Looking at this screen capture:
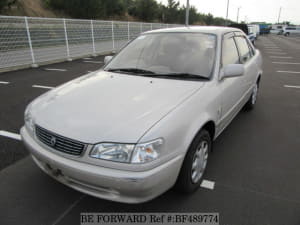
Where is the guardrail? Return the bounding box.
[0,15,181,72]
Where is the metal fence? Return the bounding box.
[0,15,181,71]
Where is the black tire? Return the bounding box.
[175,129,212,193]
[244,82,259,110]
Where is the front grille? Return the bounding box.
[35,125,86,156]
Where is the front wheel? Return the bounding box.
[244,82,258,110]
[175,129,211,193]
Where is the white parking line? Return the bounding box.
[83,61,103,64]
[265,49,283,51]
[51,195,85,225]
[45,68,67,72]
[0,130,21,141]
[272,62,300,65]
[266,51,285,54]
[32,85,54,89]
[83,58,92,60]
[270,56,293,59]
[0,81,10,84]
[277,71,300,74]
[266,52,287,55]
[284,85,300,89]
[200,179,215,190]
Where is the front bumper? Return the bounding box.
[20,127,183,203]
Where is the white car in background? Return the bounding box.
[21,26,263,203]
[283,26,300,36]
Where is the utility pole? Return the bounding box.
[185,0,190,26]
[225,0,230,26]
[277,7,282,24]
[237,7,241,23]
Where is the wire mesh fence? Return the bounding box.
[0,15,182,71]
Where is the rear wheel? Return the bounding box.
[175,129,211,193]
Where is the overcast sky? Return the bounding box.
[159,0,300,24]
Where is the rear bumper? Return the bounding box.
[20,127,183,203]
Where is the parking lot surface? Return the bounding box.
[0,35,299,225]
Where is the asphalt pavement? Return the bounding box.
[0,35,299,225]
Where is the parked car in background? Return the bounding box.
[21,26,262,204]
[253,24,260,39]
[283,26,300,36]
[270,25,285,35]
[247,25,257,43]
[229,23,255,44]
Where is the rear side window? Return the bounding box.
[234,36,252,63]
[222,37,240,67]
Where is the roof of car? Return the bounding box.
[145,26,243,36]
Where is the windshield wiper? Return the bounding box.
[142,73,210,80]
[105,69,209,80]
[105,68,155,74]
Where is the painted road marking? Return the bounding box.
[0,81,10,84]
[45,68,67,72]
[200,179,215,190]
[83,61,103,64]
[284,85,300,89]
[51,195,85,225]
[32,85,54,89]
[0,130,21,141]
[270,56,293,59]
[266,51,285,54]
[83,57,92,60]
[265,49,283,51]
[266,52,287,54]
[277,71,300,74]
[273,62,300,65]
[87,71,94,73]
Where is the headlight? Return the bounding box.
[24,106,34,133]
[90,138,163,164]
[90,143,135,163]
[131,139,163,164]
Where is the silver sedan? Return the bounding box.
[21,26,262,203]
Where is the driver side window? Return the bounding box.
[222,37,240,67]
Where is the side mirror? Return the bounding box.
[221,64,244,80]
[104,56,113,65]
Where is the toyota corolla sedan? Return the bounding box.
[21,26,262,203]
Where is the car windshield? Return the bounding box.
[104,32,217,79]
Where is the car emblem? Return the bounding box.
[50,137,56,147]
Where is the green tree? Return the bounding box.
[0,0,8,11]
[0,0,17,12]
[203,13,214,25]
[128,0,159,22]
[46,0,234,25]
[164,0,180,23]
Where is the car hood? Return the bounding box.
[31,71,204,143]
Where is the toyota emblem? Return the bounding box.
[50,137,56,147]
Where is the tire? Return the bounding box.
[244,82,259,110]
[175,129,211,193]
